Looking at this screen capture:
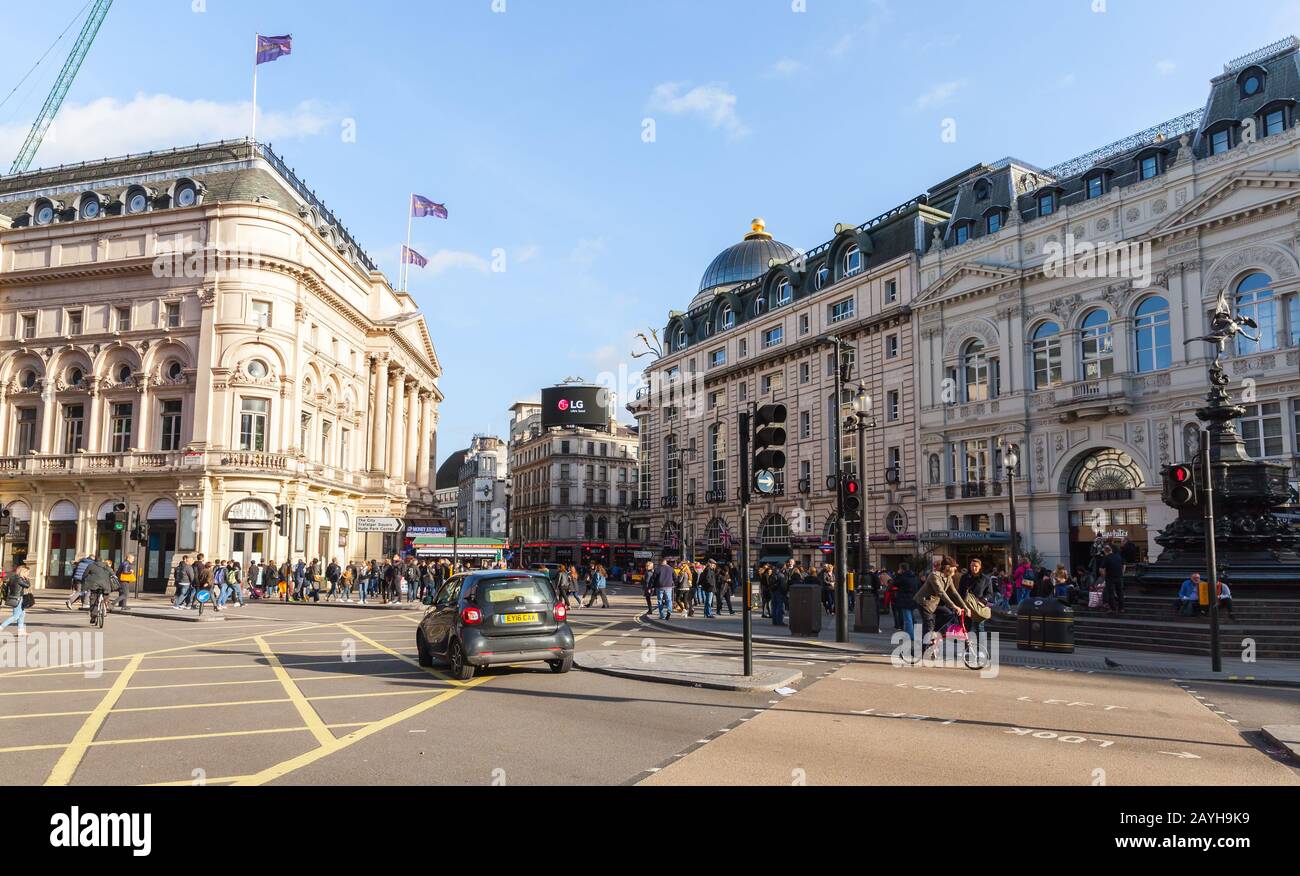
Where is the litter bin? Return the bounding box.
[787,582,822,636]
[1015,595,1075,653]
[854,586,880,634]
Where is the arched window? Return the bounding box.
[1235,272,1276,354]
[584,515,595,539]
[843,245,863,277]
[720,305,734,331]
[674,327,686,350]
[974,180,990,201]
[962,339,989,402]
[1079,309,1114,379]
[814,264,829,290]
[754,294,767,316]
[597,517,608,539]
[1031,322,1062,389]
[776,279,792,306]
[759,513,790,545]
[1134,295,1171,373]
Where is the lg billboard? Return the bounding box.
[541,386,609,429]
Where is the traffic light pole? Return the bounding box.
[738,410,753,677]
[1200,429,1222,674]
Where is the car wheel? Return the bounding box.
[548,655,573,674]
[448,638,476,681]
[416,630,433,668]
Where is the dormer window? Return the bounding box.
[174,181,198,208]
[814,264,829,291]
[1209,127,1232,155]
[125,187,150,215]
[953,222,970,245]
[754,295,767,316]
[675,327,686,349]
[776,278,792,306]
[1085,175,1104,199]
[720,305,734,330]
[78,193,103,220]
[843,245,863,277]
[974,180,991,202]
[33,199,55,226]
[1240,67,1265,99]
[985,211,1003,235]
[1263,106,1287,137]
[1139,154,1159,180]
[1037,192,1055,217]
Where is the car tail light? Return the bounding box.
[553,603,567,621]
[461,606,482,625]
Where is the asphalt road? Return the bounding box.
[1,586,1295,786]
[0,586,848,786]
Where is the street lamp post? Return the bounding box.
[1004,443,1020,586]
[828,335,853,643]
[851,388,878,630]
[675,448,696,561]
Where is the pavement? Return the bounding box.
[1263,726,1300,761]
[639,654,1300,786]
[642,606,1300,686]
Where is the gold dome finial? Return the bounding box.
[744,217,772,241]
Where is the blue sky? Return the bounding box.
[3,0,1298,462]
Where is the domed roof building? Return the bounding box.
[689,218,799,310]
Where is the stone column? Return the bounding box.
[135,383,151,451]
[189,288,218,448]
[365,358,379,470]
[416,392,433,489]
[87,388,101,453]
[404,382,419,483]
[39,379,57,454]
[387,370,406,481]
[370,356,389,473]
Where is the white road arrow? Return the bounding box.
[1158,751,1202,759]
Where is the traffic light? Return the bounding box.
[843,476,862,518]
[105,502,128,532]
[276,504,290,534]
[0,508,10,538]
[1164,463,1198,509]
[752,403,788,474]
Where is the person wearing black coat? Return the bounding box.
[697,560,719,618]
[1101,546,1126,614]
[957,558,995,635]
[768,564,790,626]
[891,564,919,640]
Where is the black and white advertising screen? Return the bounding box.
[541,385,608,429]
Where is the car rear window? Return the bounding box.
[479,577,554,605]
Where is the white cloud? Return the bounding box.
[767,58,804,78]
[1155,60,1177,75]
[569,236,607,267]
[647,82,750,140]
[513,243,542,263]
[425,249,490,274]
[912,80,966,111]
[0,93,338,168]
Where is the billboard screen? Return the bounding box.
[541,385,608,429]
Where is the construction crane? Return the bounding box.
[8,0,114,175]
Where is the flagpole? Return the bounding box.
[403,193,415,292]
[251,33,259,157]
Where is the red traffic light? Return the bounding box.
[1172,465,1192,483]
[846,479,859,495]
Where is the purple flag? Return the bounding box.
[411,194,448,219]
[256,34,292,65]
[402,245,428,268]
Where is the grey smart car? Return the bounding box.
[416,570,575,680]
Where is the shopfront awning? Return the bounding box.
[919,530,1011,544]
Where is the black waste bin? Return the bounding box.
[787,582,822,636]
[1015,595,1075,653]
[853,586,880,634]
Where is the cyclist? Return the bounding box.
[915,556,965,652]
[82,559,119,626]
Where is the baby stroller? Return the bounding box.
[248,577,268,600]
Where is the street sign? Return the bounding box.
[356,517,405,534]
[754,469,777,495]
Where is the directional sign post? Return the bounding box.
[355,517,405,534]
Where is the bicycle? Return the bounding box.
[87,589,108,629]
[897,609,990,670]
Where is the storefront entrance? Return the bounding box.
[231,530,267,569]
[144,523,177,594]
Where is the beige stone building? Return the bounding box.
[915,37,1300,573]
[0,140,442,590]
[629,211,941,571]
